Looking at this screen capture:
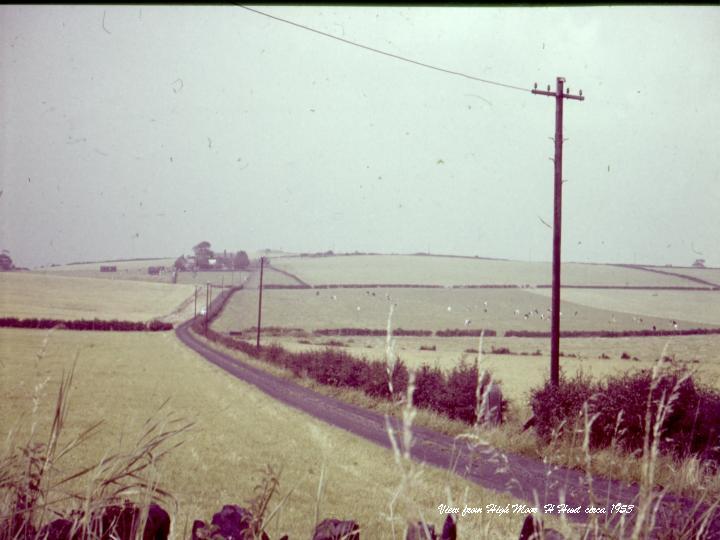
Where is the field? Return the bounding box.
[274,335,720,405]
[38,258,177,283]
[653,266,720,286]
[0,328,558,538]
[269,254,701,287]
[213,254,720,407]
[175,270,249,287]
[38,260,253,288]
[0,272,194,321]
[528,288,720,326]
[4,253,719,537]
[214,286,716,335]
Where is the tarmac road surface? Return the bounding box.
[176,319,720,539]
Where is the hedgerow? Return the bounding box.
[530,369,720,463]
[505,328,720,338]
[436,329,497,337]
[196,322,504,425]
[0,317,172,332]
[314,328,432,337]
[193,286,506,425]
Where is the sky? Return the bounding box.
[1,5,719,269]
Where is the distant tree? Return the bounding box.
[693,258,706,268]
[233,251,250,269]
[174,255,187,271]
[192,241,214,269]
[0,250,13,271]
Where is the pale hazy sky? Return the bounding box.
[1,5,719,268]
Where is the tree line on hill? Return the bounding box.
[174,241,250,271]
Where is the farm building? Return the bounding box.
[99,265,117,272]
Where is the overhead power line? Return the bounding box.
[236,5,530,94]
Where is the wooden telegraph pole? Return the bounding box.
[532,77,584,386]
[256,256,265,348]
[205,282,210,334]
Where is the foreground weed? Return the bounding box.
[0,335,193,539]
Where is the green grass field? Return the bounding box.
[0,272,194,321]
[214,257,720,410]
[270,254,698,287]
[175,270,249,287]
[0,328,562,539]
[650,266,720,286]
[214,286,713,335]
[528,288,720,326]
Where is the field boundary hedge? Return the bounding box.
[261,283,521,290]
[193,291,505,425]
[0,317,172,332]
[505,327,720,338]
[616,263,720,288]
[263,263,311,287]
[436,328,497,337]
[451,284,519,289]
[231,326,498,338]
[193,325,504,425]
[313,283,444,289]
[535,284,717,291]
[314,327,433,337]
[231,282,718,291]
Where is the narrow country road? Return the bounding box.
[175,319,720,538]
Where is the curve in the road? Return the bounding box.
[175,320,720,538]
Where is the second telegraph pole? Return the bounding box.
[532,77,584,386]
[256,256,265,348]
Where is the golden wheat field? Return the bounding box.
[38,258,177,283]
[0,328,568,539]
[0,272,194,321]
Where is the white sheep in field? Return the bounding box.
[464,319,471,327]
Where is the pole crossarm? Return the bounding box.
[532,88,585,101]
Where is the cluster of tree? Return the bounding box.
[0,250,14,271]
[174,241,249,271]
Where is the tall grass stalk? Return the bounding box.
[382,303,434,539]
[1,339,192,539]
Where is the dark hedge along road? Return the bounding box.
[175,319,720,539]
